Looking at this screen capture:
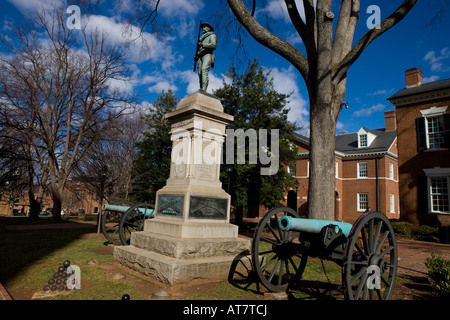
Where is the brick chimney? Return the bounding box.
[384,110,397,131]
[405,68,423,88]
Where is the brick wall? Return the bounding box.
[395,98,450,225]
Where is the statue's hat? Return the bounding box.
[201,22,214,31]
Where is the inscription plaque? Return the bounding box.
[189,196,227,220]
[157,194,184,217]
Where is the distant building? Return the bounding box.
[388,68,450,226]
[284,111,399,224]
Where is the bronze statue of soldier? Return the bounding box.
[194,22,217,92]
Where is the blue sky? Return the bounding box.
[1,0,449,135]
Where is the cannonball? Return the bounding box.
[122,294,130,300]
[58,266,65,273]
[48,278,55,285]
[43,285,50,291]
[50,285,57,291]
[53,272,60,279]
[63,260,70,268]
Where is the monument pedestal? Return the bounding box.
[114,92,251,285]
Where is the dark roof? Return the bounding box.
[388,78,450,100]
[293,129,397,156]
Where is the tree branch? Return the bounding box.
[227,0,309,80]
[333,0,418,83]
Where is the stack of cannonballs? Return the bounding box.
[43,260,74,292]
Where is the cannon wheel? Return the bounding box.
[342,211,398,300]
[101,200,133,245]
[119,203,155,245]
[252,206,308,292]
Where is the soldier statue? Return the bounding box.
[194,22,217,92]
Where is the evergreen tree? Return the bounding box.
[214,59,299,218]
[131,90,178,202]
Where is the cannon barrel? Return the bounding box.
[103,204,154,216]
[103,204,130,213]
[279,216,352,237]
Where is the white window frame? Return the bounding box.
[423,167,450,214]
[359,134,367,148]
[389,194,395,214]
[335,162,338,178]
[420,106,448,150]
[357,193,369,212]
[389,163,394,180]
[357,162,368,179]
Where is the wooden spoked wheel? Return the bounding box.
[119,203,155,245]
[101,200,133,245]
[252,207,308,292]
[342,211,398,300]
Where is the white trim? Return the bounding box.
[357,162,369,179]
[389,194,395,214]
[423,167,450,176]
[420,106,448,117]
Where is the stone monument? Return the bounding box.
[114,91,251,285]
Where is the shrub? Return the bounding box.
[391,221,415,235]
[425,254,450,298]
[414,225,438,236]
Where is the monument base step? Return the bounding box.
[131,231,251,259]
[114,244,251,285]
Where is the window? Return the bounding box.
[335,162,338,178]
[359,134,367,147]
[288,162,296,177]
[427,117,445,149]
[358,162,368,178]
[430,177,449,213]
[390,194,395,213]
[358,193,369,212]
[416,107,449,151]
[389,163,394,180]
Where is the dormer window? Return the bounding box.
[359,134,367,147]
[357,128,376,148]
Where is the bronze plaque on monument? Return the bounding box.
[157,194,184,217]
[189,196,227,219]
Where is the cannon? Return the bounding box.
[251,207,398,300]
[101,201,154,245]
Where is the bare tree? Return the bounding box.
[226,0,418,220]
[0,8,135,220]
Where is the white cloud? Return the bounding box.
[84,15,179,67]
[367,88,395,96]
[158,0,204,18]
[353,103,385,117]
[424,47,450,72]
[7,0,64,14]
[268,65,309,131]
[423,75,440,83]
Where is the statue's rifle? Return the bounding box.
[193,19,202,72]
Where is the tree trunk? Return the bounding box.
[308,99,337,220]
[51,186,63,221]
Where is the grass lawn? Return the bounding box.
[0,216,438,300]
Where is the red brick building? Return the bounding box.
[388,68,450,226]
[285,111,399,224]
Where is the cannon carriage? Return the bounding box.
[251,207,398,300]
[101,201,154,245]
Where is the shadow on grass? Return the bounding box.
[0,221,100,288]
[227,252,344,300]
